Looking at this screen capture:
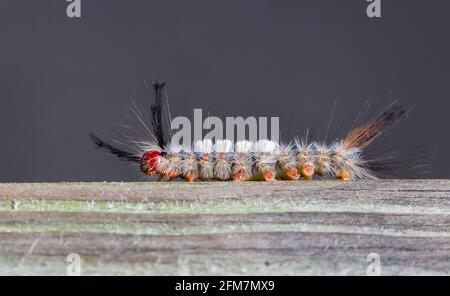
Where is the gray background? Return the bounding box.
[0,0,449,182]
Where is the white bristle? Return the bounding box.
[252,139,277,153]
[132,140,162,154]
[194,139,213,154]
[235,140,253,154]
[295,138,314,153]
[167,143,182,154]
[181,144,192,153]
[213,139,233,153]
[275,142,293,156]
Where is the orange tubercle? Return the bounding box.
[263,171,276,181]
[185,174,196,182]
[301,164,315,180]
[233,170,246,182]
[167,171,178,181]
[337,170,352,181]
[287,168,300,180]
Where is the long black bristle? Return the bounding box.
[375,101,408,130]
[364,145,431,178]
[89,133,140,163]
[151,80,167,150]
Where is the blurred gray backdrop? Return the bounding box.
[1,0,449,182]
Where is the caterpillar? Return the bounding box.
[90,80,409,182]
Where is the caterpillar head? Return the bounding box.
[140,150,162,176]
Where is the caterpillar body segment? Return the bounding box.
[275,143,299,181]
[194,139,214,181]
[313,143,332,177]
[232,140,253,181]
[251,140,277,181]
[180,150,199,182]
[212,140,234,181]
[294,139,316,180]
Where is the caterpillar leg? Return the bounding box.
[232,169,247,182]
[299,163,315,180]
[253,163,276,181]
[276,162,300,180]
[285,167,300,180]
[184,175,196,182]
[167,171,179,181]
[336,170,352,181]
[231,161,252,182]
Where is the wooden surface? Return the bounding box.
[0,180,449,275]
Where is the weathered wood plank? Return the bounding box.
[1,231,449,257]
[0,211,448,228]
[1,180,450,203]
[0,181,449,275]
[0,232,449,275]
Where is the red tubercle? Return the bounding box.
[300,164,315,180]
[233,170,246,182]
[263,171,276,181]
[287,168,300,180]
[140,150,161,176]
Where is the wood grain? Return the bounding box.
[0,180,449,275]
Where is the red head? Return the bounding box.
[140,150,161,176]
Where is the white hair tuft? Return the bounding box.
[194,139,213,154]
[235,140,253,154]
[213,139,234,153]
[167,143,182,154]
[252,139,277,153]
